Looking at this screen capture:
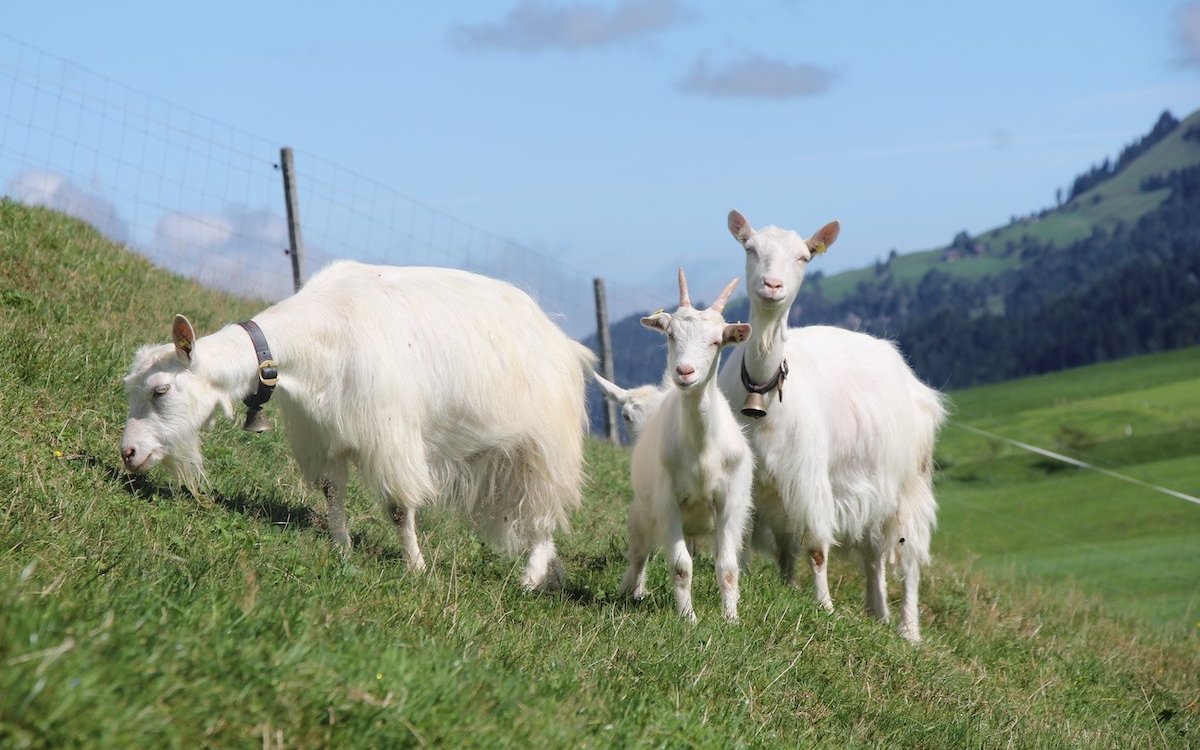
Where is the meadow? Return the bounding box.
[1,201,1196,748]
[935,348,1200,629]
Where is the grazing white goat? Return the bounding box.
[618,269,754,622]
[120,260,596,590]
[592,372,668,441]
[717,211,947,642]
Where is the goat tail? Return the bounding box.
[573,341,600,376]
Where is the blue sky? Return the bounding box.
[4,1,1199,326]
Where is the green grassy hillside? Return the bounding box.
[2,202,1197,748]
[984,109,1200,251]
[820,108,1200,303]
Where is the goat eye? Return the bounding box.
[152,383,171,398]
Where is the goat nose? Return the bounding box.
[763,277,783,291]
[122,446,136,466]
[676,364,695,378]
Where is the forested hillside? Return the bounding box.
[787,162,1200,386]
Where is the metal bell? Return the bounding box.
[243,406,273,433]
[741,392,768,419]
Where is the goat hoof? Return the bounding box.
[523,561,566,593]
[617,569,648,600]
[617,585,647,601]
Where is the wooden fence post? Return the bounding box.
[593,277,620,444]
[280,146,305,292]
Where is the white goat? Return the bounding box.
[717,211,947,642]
[595,372,768,569]
[592,372,668,441]
[120,260,596,590]
[618,269,754,622]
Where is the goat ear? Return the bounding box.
[808,220,840,255]
[728,210,753,243]
[593,372,629,404]
[723,323,752,346]
[172,314,196,365]
[641,311,671,335]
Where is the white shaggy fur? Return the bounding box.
[717,211,947,642]
[618,270,755,621]
[120,260,596,590]
[592,372,668,441]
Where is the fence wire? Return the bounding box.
[0,32,660,338]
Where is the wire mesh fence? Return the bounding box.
[0,32,660,339]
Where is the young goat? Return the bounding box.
[592,372,668,441]
[717,211,947,642]
[618,270,754,622]
[120,260,596,591]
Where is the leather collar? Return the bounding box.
[740,353,788,402]
[237,320,277,432]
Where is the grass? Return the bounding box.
[820,248,1016,303]
[1,201,1198,748]
[934,347,1200,630]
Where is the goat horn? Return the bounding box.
[677,267,692,308]
[711,277,740,313]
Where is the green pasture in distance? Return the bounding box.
[936,347,1200,630]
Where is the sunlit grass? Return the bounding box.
[2,201,1197,748]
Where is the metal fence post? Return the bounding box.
[593,277,619,444]
[280,146,305,292]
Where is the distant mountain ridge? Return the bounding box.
[1065,110,1181,201]
[585,108,1200,435]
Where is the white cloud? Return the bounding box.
[6,169,297,300]
[449,0,689,52]
[1174,1,1200,66]
[677,55,838,99]
[154,208,293,300]
[6,169,129,244]
[156,212,237,251]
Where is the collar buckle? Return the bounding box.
[257,359,278,387]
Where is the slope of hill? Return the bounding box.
[2,202,1197,747]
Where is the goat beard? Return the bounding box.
[159,402,229,497]
[161,440,208,497]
